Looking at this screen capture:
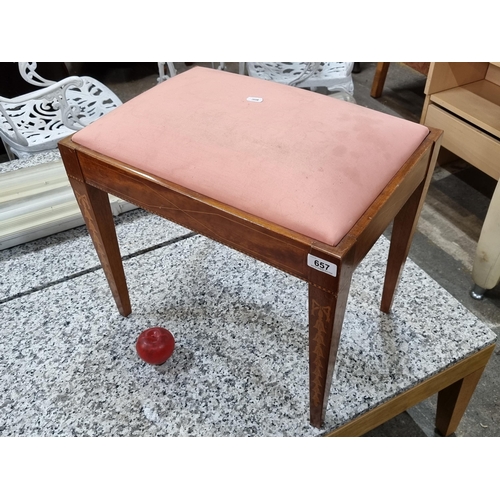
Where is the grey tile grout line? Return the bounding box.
[0,231,197,306]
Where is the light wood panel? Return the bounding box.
[425,104,500,180]
[430,80,500,137]
[424,62,489,95]
[486,63,500,85]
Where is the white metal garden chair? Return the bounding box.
[241,62,355,96]
[0,63,122,160]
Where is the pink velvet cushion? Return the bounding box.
[72,67,429,246]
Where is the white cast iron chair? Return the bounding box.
[241,62,355,96]
[0,63,122,160]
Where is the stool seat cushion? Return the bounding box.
[72,67,429,246]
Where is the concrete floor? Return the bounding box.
[3,62,499,436]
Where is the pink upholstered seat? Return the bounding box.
[72,67,429,246]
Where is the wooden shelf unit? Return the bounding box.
[421,62,500,180]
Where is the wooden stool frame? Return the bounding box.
[59,128,445,429]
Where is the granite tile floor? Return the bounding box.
[1,62,499,436]
[1,232,494,436]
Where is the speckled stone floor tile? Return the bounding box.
[0,150,192,300]
[0,209,192,301]
[0,234,495,436]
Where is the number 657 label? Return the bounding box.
[307,254,337,277]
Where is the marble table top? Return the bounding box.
[0,150,62,174]
[0,207,496,436]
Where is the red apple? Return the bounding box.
[136,327,175,365]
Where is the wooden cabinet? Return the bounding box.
[421,63,500,296]
[421,62,500,179]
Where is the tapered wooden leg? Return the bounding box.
[380,179,426,313]
[435,366,486,436]
[308,268,353,428]
[381,137,441,313]
[69,177,131,317]
[370,62,390,98]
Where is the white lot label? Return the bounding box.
[307,254,337,277]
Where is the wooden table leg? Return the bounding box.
[308,267,353,428]
[435,366,487,436]
[380,177,427,313]
[68,177,131,317]
[370,62,390,98]
[381,137,441,313]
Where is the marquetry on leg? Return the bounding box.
[68,177,131,317]
[308,270,353,428]
[435,366,486,437]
